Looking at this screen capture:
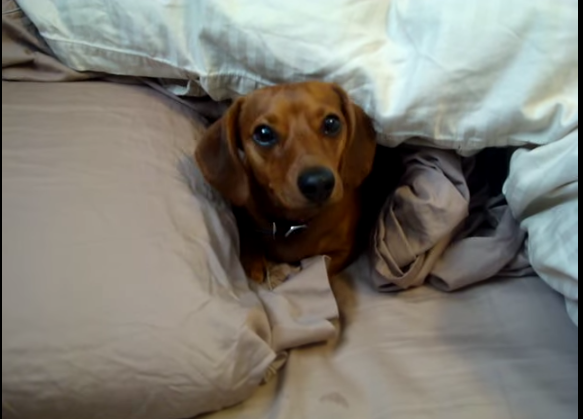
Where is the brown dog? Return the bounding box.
[196,82,377,283]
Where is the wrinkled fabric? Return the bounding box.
[371,149,470,291]
[1,0,96,81]
[204,266,579,419]
[1,1,229,125]
[17,0,578,151]
[2,82,339,419]
[372,148,531,292]
[505,130,579,326]
[429,196,534,292]
[255,257,338,355]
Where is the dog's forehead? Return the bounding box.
[243,83,341,118]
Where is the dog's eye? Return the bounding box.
[323,115,342,137]
[253,125,279,147]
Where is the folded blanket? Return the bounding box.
[371,148,532,292]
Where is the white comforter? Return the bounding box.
[18,0,578,151]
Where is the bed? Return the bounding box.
[2,1,579,419]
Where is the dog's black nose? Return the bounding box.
[298,168,336,204]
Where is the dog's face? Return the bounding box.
[196,82,377,216]
[239,83,353,210]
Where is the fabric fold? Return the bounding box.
[371,148,531,293]
[2,0,97,81]
[371,148,470,291]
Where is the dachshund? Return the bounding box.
[196,82,380,283]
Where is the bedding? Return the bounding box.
[10,0,579,321]
[17,0,578,151]
[204,265,579,419]
[505,130,579,326]
[372,147,532,292]
[1,82,338,419]
[3,80,577,419]
[2,3,579,418]
[1,0,95,81]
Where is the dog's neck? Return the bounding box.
[240,202,316,240]
[239,180,320,235]
[256,219,309,240]
[238,185,360,242]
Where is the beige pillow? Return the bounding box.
[2,81,338,419]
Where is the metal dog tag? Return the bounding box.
[284,224,308,238]
[271,223,308,239]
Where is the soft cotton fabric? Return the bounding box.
[429,196,533,292]
[17,0,578,151]
[2,81,577,419]
[1,81,339,419]
[371,148,529,292]
[204,264,579,419]
[505,130,579,326]
[1,0,96,81]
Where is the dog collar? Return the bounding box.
[257,221,309,240]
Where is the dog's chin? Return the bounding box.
[272,190,343,219]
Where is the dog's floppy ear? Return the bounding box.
[333,85,378,189]
[195,98,250,207]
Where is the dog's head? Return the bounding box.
[195,82,377,216]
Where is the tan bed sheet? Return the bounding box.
[205,258,579,419]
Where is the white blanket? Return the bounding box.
[505,131,579,326]
[17,0,578,151]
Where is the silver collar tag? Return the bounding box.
[273,223,308,240]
